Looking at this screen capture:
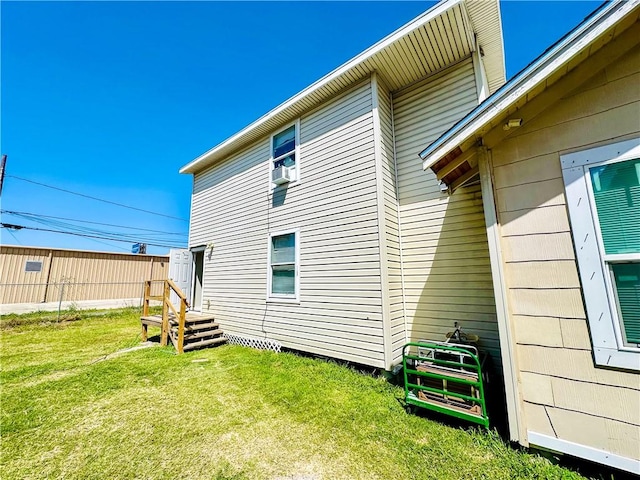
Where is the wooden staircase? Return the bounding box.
[140,279,226,354]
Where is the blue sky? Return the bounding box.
[1,1,601,255]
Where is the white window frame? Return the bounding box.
[561,137,640,371]
[266,228,300,303]
[269,120,301,189]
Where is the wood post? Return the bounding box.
[177,298,186,354]
[42,249,54,302]
[160,281,170,347]
[143,280,151,317]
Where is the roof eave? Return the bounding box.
[420,0,634,172]
[181,0,504,175]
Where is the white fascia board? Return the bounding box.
[420,0,634,171]
[528,432,640,475]
[180,0,464,175]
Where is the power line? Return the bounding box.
[1,223,186,249]
[3,213,181,244]
[4,227,21,245]
[5,174,188,222]
[1,210,187,236]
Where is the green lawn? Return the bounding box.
[1,308,586,479]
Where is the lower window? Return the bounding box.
[562,138,640,370]
[268,230,299,301]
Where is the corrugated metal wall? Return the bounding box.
[0,246,168,304]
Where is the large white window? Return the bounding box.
[270,121,300,187]
[267,230,299,302]
[562,138,640,371]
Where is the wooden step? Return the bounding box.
[182,329,224,341]
[141,315,162,327]
[168,315,216,326]
[171,322,220,333]
[184,313,216,323]
[182,336,227,351]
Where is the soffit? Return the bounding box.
[421,1,640,193]
[181,0,504,174]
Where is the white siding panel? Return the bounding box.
[377,79,406,364]
[190,80,385,368]
[392,59,502,366]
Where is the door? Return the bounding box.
[191,249,205,311]
[169,249,192,307]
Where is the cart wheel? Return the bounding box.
[404,404,414,415]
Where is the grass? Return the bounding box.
[1,308,589,480]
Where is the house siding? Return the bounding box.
[190,80,386,367]
[490,42,640,461]
[376,77,406,365]
[392,58,502,365]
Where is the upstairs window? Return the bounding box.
[270,122,299,186]
[562,138,640,371]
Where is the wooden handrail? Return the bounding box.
[167,278,190,307]
[142,278,190,354]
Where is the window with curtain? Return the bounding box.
[562,138,640,370]
[589,158,640,345]
[269,231,298,299]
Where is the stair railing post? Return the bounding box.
[143,280,151,317]
[160,280,170,347]
[177,296,186,354]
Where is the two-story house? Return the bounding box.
[178,0,640,474]
[179,0,504,373]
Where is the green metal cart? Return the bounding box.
[402,340,489,428]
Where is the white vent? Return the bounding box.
[272,166,291,185]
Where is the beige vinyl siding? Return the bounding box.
[190,80,386,367]
[0,246,168,304]
[376,78,406,364]
[392,58,502,364]
[490,44,640,460]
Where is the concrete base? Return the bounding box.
[1,298,162,315]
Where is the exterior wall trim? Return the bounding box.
[528,431,640,475]
[561,137,640,370]
[472,46,489,103]
[389,90,409,347]
[478,148,524,443]
[371,72,394,371]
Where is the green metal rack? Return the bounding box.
[402,341,489,428]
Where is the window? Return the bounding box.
[267,230,299,301]
[562,138,640,370]
[25,261,42,273]
[270,121,299,186]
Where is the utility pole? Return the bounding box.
[0,154,7,198]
